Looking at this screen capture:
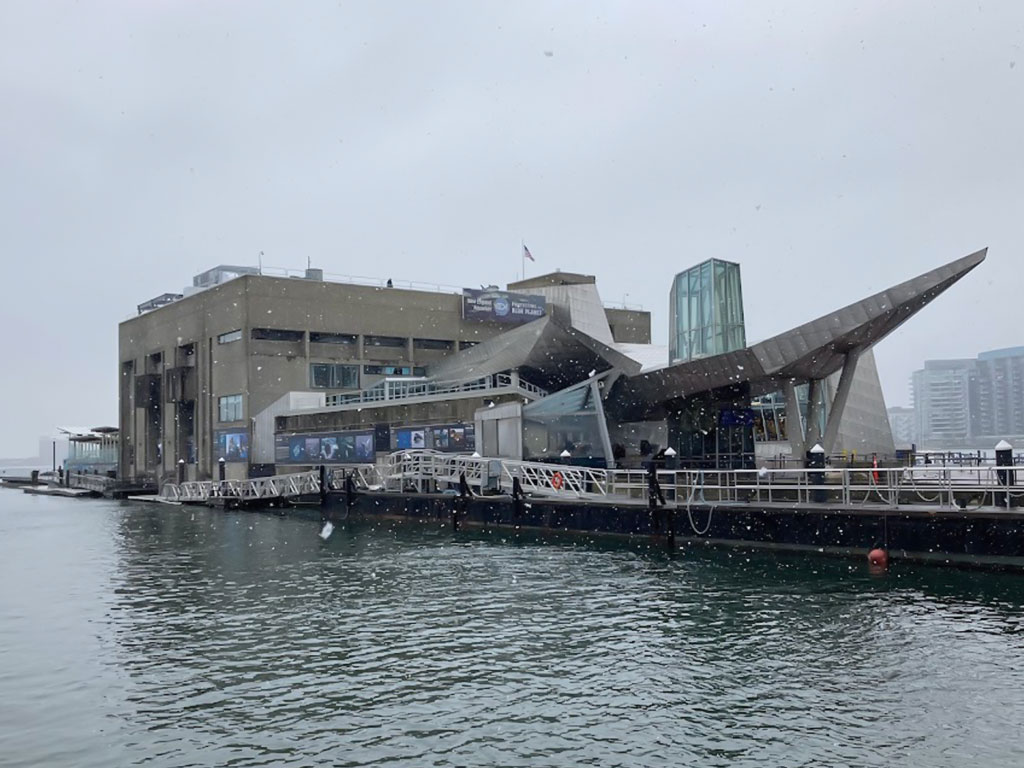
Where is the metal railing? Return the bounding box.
[328,464,385,490]
[259,265,466,296]
[157,452,1024,511]
[67,473,119,492]
[161,470,321,503]
[361,452,1024,511]
[326,373,547,408]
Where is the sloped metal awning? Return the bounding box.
[606,248,987,420]
[428,311,642,391]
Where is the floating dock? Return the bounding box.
[154,451,1024,571]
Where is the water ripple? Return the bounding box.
[3,495,1024,767]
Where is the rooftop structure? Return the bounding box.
[669,258,745,364]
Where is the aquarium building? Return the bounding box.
[118,250,986,482]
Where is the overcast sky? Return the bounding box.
[1,1,1021,457]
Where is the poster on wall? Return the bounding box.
[275,430,376,464]
[215,430,249,462]
[397,424,475,453]
[462,289,545,324]
[397,429,426,450]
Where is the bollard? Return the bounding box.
[511,476,526,524]
[647,464,667,541]
[318,465,328,506]
[453,472,473,531]
[995,440,1015,509]
[345,472,357,511]
[806,443,826,503]
[177,459,186,485]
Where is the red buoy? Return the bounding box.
[868,548,889,568]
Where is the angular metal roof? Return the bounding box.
[428,249,986,419]
[428,309,641,391]
[607,248,987,419]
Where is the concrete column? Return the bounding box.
[822,348,862,455]
[805,378,824,449]
[783,379,805,457]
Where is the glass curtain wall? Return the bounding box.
[669,259,746,363]
[522,378,612,467]
[750,385,828,445]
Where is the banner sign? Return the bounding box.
[275,430,375,464]
[396,423,475,453]
[462,289,545,324]
[719,408,756,427]
[214,430,249,462]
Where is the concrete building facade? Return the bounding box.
[118,269,650,483]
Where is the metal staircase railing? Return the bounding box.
[161,470,322,503]
[158,452,1024,510]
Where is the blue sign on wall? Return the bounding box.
[462,289,545,324]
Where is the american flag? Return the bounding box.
[523,244,535,262]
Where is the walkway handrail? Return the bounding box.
[371,453,1024,510]
[161,470,321,503]
[158,455,1024,510]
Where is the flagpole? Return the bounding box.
[521,238,524,281]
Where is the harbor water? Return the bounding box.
[2,494,1024,767]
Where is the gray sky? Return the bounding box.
[1,1,1021,457]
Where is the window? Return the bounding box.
[218,394,243,422]
[364,335,406,348]
[310,332,356,344]
[413,338,454,351]
[459,340,479,349]
[310,363,359,389]
[251,328,304,342]
[364,365,426,376]
[218,330,242,344]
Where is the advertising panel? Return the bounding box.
[275,430,376,464]
[462,289,545,324]
[396,423,475,453]
[214,430,249,462]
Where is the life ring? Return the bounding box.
[551,471,564,490]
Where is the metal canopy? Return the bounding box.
[607,248,986,420]
[427,249,985,421]
[428,312,642,391]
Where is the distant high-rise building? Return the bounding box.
[669,258,745,363]
[912,360,975,447]
[886,406,917,447]
[973,347,1024,440]
[910,346,1024,448]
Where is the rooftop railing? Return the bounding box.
[326,373,547,408]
